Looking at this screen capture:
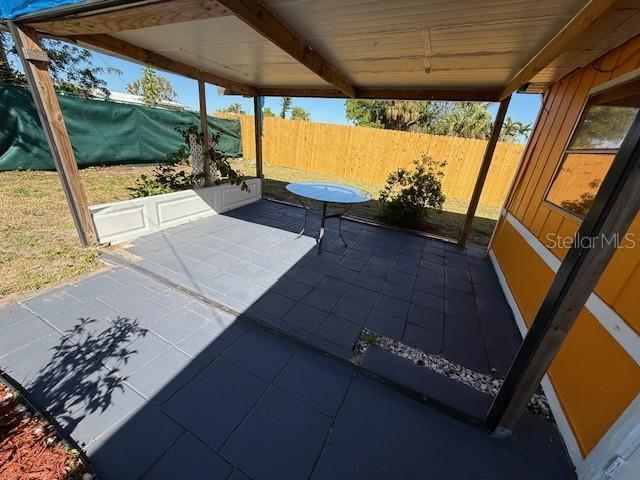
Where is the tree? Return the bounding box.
[280,96,292,118]
[1,32,118,97]
[500,117,532,143]
[518,122,532,140]
[345,99,384,128]
[0,33,15,85]
[218,102,246,114]
[376,100,426,130]
[347,99,430,130]
[290,106,310,121]
[345,99,505,140]
[435,102,493,139]
[126,67,176,105]
[263,106,276,117]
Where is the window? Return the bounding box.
[545,77,640,219]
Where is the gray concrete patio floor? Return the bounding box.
[119,200,523,418]
[127,200,522,377]
[0,200,574,479]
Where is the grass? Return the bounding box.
[0,166,154,300]
[230,159,500,246]
[1,160,499,299]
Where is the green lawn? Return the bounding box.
[0,161,499,300]
[231,159,500,246]
[0,166,155,299]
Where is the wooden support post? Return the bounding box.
[9,22,94,246]
[486,112,640,434]
[198,79,212,187]
[458,96,511,245]
[253,95,264,179]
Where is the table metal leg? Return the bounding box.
[291,193,354,253]
[297,204,308,238]
[338,214,348,247]
[317,201,327,253]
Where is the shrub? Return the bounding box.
[378,155,446,227]
[129,124,247,198]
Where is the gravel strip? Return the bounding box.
[355,329,552,420]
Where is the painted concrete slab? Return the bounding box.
[0,201,572,480]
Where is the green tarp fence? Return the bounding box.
[0,85,243,171]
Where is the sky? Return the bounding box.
[92,51,542,127]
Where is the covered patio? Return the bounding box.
[2,0,640,479]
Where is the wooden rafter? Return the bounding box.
[220,86,502,102]
[500,0,620,99]
[74,33,257,95]
[29,0,232,36]
[216,0,356,98]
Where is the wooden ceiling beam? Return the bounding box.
[220,86,501,102]
[28,0,232,36]
[500,0,621,99]
[216,0,356,98]
[357,88,501,102]
[74,33,256,95]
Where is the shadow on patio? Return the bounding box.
[0,199,571,479]
[126,199,523,407]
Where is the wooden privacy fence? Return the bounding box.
[229,114,525,207]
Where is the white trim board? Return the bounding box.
[504,213,640,365]
[488,250,584,468]
[580,393,640,480]
[490,220,640,479]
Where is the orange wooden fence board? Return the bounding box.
[227,113,524,207]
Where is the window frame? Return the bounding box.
[542,73,640,222]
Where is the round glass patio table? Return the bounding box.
[285,182,371,253]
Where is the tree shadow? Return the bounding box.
[28,316,148,437]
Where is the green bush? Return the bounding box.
[378,155,446,227]
[130,124,247,198]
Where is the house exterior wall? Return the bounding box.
[490,34,640,476]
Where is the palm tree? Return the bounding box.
[375,100,426,131]
[501,118,532,142]
[443,102,493,139]
[280,96,292,118]
[517,122,532,139]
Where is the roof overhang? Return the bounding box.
[4,0,640,99]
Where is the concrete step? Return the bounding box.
[361,346,493,424]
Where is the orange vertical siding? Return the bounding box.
[493,221,640,455]
[492,34,640,457]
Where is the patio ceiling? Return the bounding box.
[16,0,640,100]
